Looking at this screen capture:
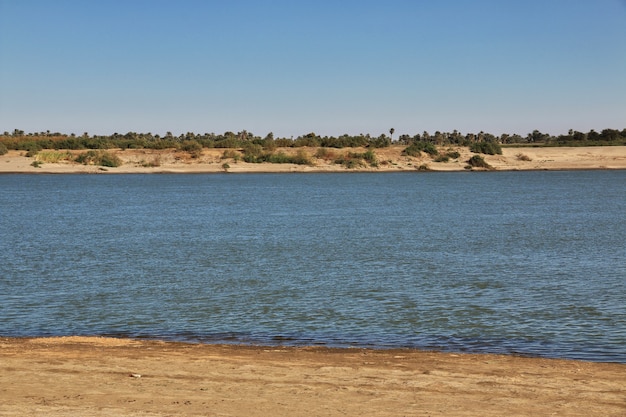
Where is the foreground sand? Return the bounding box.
[1,146,625,173]
[0,337,624,416]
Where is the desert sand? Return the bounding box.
[0,337,624,417]
[0,146,625,174]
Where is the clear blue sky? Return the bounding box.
[1,0,625,138]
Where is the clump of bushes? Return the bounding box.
[75,150,123,167]
[433,150,462,163]
[0,142,7,155]
[242,144,312,165]
[466,155,493,170]
[403,141,439,157]
[334,150,378,168]
[516,153,532,161]
[180,140,203,158]
[470,141,502,155]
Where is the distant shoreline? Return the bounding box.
[1,145,625,174]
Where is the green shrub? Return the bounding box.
[446,150,461,159]
[75,150,123,167]
[265,151,292,163]
[242,147,312,165]
[180,140,203,158]
[466,155,493,169]
[403,141,438,157]
[362,149,377,165]
[470,141,502,155]
[0,142,7,155]
[334,151,377,168]
[434,155,449,162]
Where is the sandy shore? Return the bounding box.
[1,146,625,174]
[0,337,624,416]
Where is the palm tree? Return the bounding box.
[389,128,395,142]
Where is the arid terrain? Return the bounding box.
[0,337,624,417]
[1,145,625,174]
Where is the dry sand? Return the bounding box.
[0,146,625,174]
[0,337,624,417]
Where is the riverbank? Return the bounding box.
[0,337,624,416]
[1,146,625,173]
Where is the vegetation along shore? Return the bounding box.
[1,128,625,173]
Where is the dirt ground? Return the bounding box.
[0,337,624,416]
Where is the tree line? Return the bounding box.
[1,127,625,155]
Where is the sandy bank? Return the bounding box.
[0,146,625,174]
[0,337,624,416]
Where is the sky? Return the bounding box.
[1,0,625,138]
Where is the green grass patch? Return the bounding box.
[35,150,73,163]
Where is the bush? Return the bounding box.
[75,150,123,167]
[516,153,532,161]
[362,149,377,165]
[242,147,312,165]
[470,141,502,155]
[403,141,438,157]
[180,140,203,158]
[334,151,377,168]
[466,155,493,169]
[242,144,265,163]
[0,142,7,155]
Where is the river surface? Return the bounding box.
[1,171,624,362]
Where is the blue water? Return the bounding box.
[1,171,625,362]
